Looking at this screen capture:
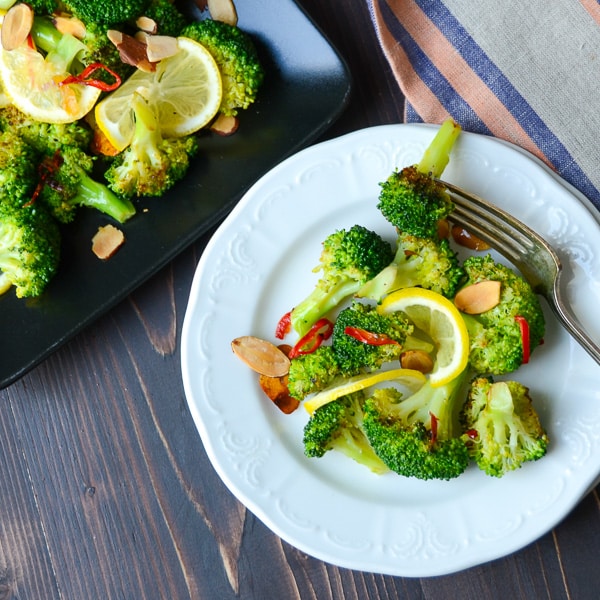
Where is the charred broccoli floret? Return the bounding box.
[287,345,341,402]
[0,202,61,298]
[362,369,470,480]
[358,232,465,301]
[303,391,389,474]
[458,255,545,375]
[181,18,265,116]
[290,225,394,337]
[104,92,198,198]
[37,146,136,224]
[0,106,133,223]
[377,119,461,239]
[460,376,548,477]
[331,301,418,375]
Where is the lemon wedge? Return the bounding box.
[303,368,427,415]
[95,37,222,151]
[0,43,101,122]
[378,288,469,387]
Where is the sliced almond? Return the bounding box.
[136,16,158,34]
[145,34,179,62]
[258,373,299,414]
[400,350,434,374]
[52,15,86,39]
[437,218,450,240]
[454,280,502,314]
[92,225,125,260]
[208,0,238,25]
[107,29,155,72]
[231,336,290,377]
[451,224,491,251]
[1,3,34,51]
[210,113,239,136]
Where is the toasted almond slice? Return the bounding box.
[92,225,125,260]
[145,35,179,63]
[400,350,434,374]
[208,0,238,25]
[451,224,491,251]
[258,373,299,414]
[210,113,239,136]
[231,336,290,377]
[52,15,86,39]
[1,3,34,51]
[108,29,155,72]
[136,16,158,34]
[454,280,502,314]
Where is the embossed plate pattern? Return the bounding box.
[181,124,600,577]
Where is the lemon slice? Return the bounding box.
[0,44,101,123]
[378,288,469,387]
[95,37,222,151]
[303,368,426,415]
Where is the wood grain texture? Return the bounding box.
[1,1,600,599]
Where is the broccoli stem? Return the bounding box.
[31,16,87,73]
[416,118,461,178]
[74,169,136,223]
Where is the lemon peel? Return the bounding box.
[95,37,222,151]
[377,287,470,387]
[303,368,427,415]
[0,44,101,123]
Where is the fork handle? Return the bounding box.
[552,287,600,366]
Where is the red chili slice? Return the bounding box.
[288,318,334,359]
[515,315,530,364]
[59,62,122,92]
[275,311,292,340]
[429,411,439,446]
[344,326,399,346]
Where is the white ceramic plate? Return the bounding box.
[181,124,600,577]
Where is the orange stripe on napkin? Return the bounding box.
[580,0,600,25]
[371,0,448,121]
[380,0,548,166]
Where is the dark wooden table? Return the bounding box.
[1,2,599,598]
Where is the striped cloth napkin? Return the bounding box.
[367,0,600,212]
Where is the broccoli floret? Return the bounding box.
[458,255,545,375]
[0,202,61,298]
[143,0,189,37]
[358,232,465,301]
[362,369,470,480]
[61,0,150,26]
[377,119,460,238]
[460,376,548,477]
[290,225,394,337]
[287,345,341,401]
[0,106,132,222]
[303,392,389,474]
[37,146,136,223]
[25,0,59,15]
[0,130,39,210]
[331,301,415,375]
[104,92,198,199]
[0,105,93,153]
[181,19,265,116]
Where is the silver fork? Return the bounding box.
[437,179,600,366]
